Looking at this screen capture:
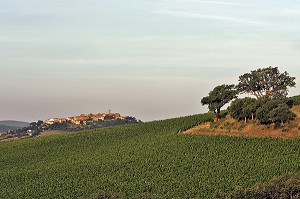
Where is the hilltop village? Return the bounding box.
[45,110,130,125]
[0,110,140,141]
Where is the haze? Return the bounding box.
[1,0,300,122]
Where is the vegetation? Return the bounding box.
[237,66,296,99]
[228,97,257,123]
[0,120,30,132]
[256,100,296,125]
[0,120,44,141]
[201,67,297,126]
[0,116,141,141]
[215,173,300,199]
[44,117,140,131]
[229,98,296,125]
[201,84,238,121]
[1,113,299,198]
[289,95,300,106]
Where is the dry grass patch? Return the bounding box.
[185,106,300,139]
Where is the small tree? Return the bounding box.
[229,98,257,123]
[255,100,296,125]
[237,66,296,99]
[201,84,238,121]
[270,103,296,124]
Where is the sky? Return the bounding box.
[1,0,300,122]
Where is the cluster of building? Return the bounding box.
[0,132,7,136]
[45,110,128,125]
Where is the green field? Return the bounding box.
[1,113,299,198]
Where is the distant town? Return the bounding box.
[0,110,141,141]
[45,109,130,125]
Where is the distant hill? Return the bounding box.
[0,125,20,132]
[0,120,30,128]
[0,120,29,132]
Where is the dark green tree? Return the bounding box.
[256,100,296,125]
[229,97,257,123]
[237,66,296,99]
[37,120,43,127]
[201,84,238,121]
[270,103,296,124]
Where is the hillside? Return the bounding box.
[0,120,30,132]
[0,124,21,132]
[185,105,300,139]
[0,120,29,128]
[0,113,299,198]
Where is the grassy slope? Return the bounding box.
[186,106,300,139]
[0,113,299,199]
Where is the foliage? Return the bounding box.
[228,98,257,122]
[229,98,296,125]
[201,84,238,121]
[4,120,44,139]
[256,100,296,125]
[1,113,299,199]
[270,104,297,124]
[237,66,296,99]
[1,118,142,141]
[215,173,300,199]
[289,95,300,106]
[45,118,140,131]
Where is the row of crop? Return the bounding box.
[3,135,298,198]
[174,112,214,133]
[1,114,300,198]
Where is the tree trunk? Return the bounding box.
[245,117,247,124]
[251,113,254,120]
[215,110,220,122]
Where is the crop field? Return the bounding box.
[1,113,300,198]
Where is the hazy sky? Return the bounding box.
[1,0,300,122]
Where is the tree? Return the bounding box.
[201,84,238,121]
[237,66,296,99]
[270,103,296,124]
[37,120,43,127]
[228,97,257,123]
[255,100,296,125]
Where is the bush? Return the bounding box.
[256,100,296,125]
[215,173,300,199]
[288,95,300,106]
[228,98,257,122]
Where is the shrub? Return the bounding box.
[288,95,300,106]
[214,173,300,199]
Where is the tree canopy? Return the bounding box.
[201,84,238,121]
[256,100,296,125]
[228,97,257,123]
[237,66,296,99]
[229,98,296,125]
[201,67,297,125]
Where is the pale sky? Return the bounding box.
[1,0,300,122]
